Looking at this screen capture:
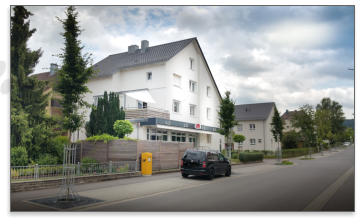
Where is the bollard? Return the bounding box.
[77,162,80,176]
[109,161,112,173]
[34,164,39,179]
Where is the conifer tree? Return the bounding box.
[56,6,94,141]
[10,6,60,162]
[218,91,237,158]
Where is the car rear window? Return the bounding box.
[183,151,205,160]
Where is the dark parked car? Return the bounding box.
[180,149,231,179]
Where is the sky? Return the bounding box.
[23,6,354,118]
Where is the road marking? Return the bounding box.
[303,166,354,211]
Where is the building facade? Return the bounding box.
[233,102,279,151]
[77,38,224,150]
[281,110,301,133]
[32,63,63,117]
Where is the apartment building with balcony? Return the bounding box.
[77,38,224,150]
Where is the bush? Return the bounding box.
[282,147,317,158]
[51,136,70,163]
[81,157,98,164]
[86,134,119,143]
[37,153,58,165]
[281,160,293,165]
[113,120,134,138]
[239,152,264,163]
[231,152,239,159]
[282,131,300,149]
[11,146,28,166]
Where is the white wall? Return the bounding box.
[232,106,278,151]
[75,40,224,150]
[165,41,221,128]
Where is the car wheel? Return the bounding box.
[225,167,231,177]
[182,173,188,178]
[208,168,215,180]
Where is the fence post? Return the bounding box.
[34,164,39,180]
[77,162,80,176]
[109,161,112,173]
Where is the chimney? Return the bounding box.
[141,40,149,53]
[50,63,58,76]
[128,45,139,54]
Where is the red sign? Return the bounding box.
[195,123,201,129]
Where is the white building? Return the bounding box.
[233,102,279,151]
[76,38,224,150]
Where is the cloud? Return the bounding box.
[22,6,354,119]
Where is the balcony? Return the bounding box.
[125,106,170,120]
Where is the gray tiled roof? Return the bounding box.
[93,38,196,77]
[235,102,275,121]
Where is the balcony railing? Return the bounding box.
[125,106,170,120]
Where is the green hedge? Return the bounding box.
[282,147,317,158]
[239,152,264,163]
[231,152,239,159]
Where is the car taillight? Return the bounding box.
[181,160,183,167]
[202,161,206,168]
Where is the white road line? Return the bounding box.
[303,166,354,211]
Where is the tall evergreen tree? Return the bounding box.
[11,6,47,118]
[10,6,53,162]
[218,91,237,158]
[271,107,283,142]
[85,91,125,137]
[56,6,94,140]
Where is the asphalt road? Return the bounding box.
[11,145,354,212]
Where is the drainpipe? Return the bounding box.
[263,121,266,150]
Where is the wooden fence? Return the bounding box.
[79,140,193,171]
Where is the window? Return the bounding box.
[147,128,168,141]
[190,104,196,116]
[190,58,194,70]
[207,108,211,120]
[189,134,196,143]
[249,124,256,130]
[218,153,225,161]
[147,72,152,80]
[258,139,262,143]
[173,100,180,113]
[206,86,211,97]
[189,80,197,92]
[171,132,186,142]
[51,99,62,108]
[173,74,181,87]
[237,124,243,132]
[207,152,218,161]
[93,96,103,106]
[207,134,212,144]
[250,139,256,145]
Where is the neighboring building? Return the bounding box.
[32,63,63,117]
[77,38,224,149]
[233,102,278,151]
[281,110,301,133]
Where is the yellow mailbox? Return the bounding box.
[141,152,152,176]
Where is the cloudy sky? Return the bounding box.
[23,6,354,118]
